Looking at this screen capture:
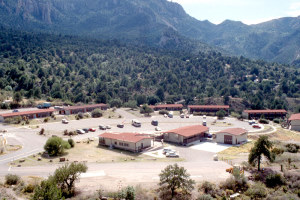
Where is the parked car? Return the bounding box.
[205,133,213,138]
[99,125,107,130]
[202,120,207,126]
[76,129,85,134]
[155,127,162,131]
[180,114,184,118]
[117,124,124,128]
[186,115,190,118]
[162,148,175,155]
[106,125,112,129]
[89,128,96,132]
[12,109,19,112]
[168,113,173,118]
[164,114,168,118]
[252,124,261,129]
[166,152,179,158]
[132,119,141,127]
[249,120,255,125]
[62,119,69,124]
[151,120,158,126]
[83,128,89,133]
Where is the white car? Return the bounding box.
[76,129,85,134]
[62,119,69,124]
[166,152,179,158]
[162,148,175,154]
[155,127,162,131]
[106,125,112,129]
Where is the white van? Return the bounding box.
[132,119,141,127]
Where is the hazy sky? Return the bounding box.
[169,0,300,25]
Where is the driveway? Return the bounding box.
[189,141,231,153]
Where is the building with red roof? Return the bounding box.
[289,113,300,131]
[215,128,248,145]
[98,132,153,152]
[151,104,183,111]
[242,109,287,120]
[163,125,209,145]
[0,109,55,122]
[58,104,108,115]
[188,105,229,115]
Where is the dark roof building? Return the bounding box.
[242,109,287,120]
[59,104,108,115]
[188,105,229,115]
[150,104,183,111]
[0,109,55,122]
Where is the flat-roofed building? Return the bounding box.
[188,105,229,115]
[59,104,108,115]
[163,125,209,146]
[0,109,55,122]
[242,109,287,120]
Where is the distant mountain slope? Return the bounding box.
[0,0,300,65]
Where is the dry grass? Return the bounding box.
[102,109,122,119]
[218,141,254,160]
[14,140,182,167]
[269,127,300,142]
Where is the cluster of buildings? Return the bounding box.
[98,125,250,152]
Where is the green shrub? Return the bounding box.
[265,173,285,188]
[199,181,216,195]
[68,139,75,148]
[23,184,36,193]
[245,182,267,199]
[216,109,226,119]
[91,109,103,118]
[158,110,169,115]
[273,118,281,124]
[197,194,214,200]
[44,137,68,156]
[272,147,284,155]
[285,143,300,153]
[44,117,50,123]
[5,174,20,185]
[78,112,84,119]
[258,119,269,124]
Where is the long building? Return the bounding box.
[242,109,287,120]
[188,105,229,115]
[58,104,108,115]
[0,109,55,122]
[99,132,153,152]
[150,104,183,111]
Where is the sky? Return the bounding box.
[169,0,300,25]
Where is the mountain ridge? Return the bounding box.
[1,0,300,66]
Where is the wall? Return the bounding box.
[101,138,152,152]
[216,133,248,145]
[291,120,300,132]
[163,132,183,144]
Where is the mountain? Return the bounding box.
[0,0,300,65]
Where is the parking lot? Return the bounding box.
[37,108,257,140]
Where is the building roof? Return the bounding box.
[289,113,300,121]
[244,109,287,114]
[61,104,108,111]
[0,109,55,118]
[188,105,229,109]
[216,128,248,136]
[154,104,183,108]
[99,132,152,143]
[164,125,209,137]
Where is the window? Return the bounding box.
[114,142,117,145]
[124,143,129,147]
[119,142,123,146]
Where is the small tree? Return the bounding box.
[44,137,70,156]
[159,164,195,199]
[91,109,103,118]
[53,162,87,197]
[248,135,273,171]
[140,104,153,116]
[33,176,62,200]
[216,109,226,119]
[13,91,23,104]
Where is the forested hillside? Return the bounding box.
[0,29,299,112]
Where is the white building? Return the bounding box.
[215,128,248,145]
[289,113,300,132]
